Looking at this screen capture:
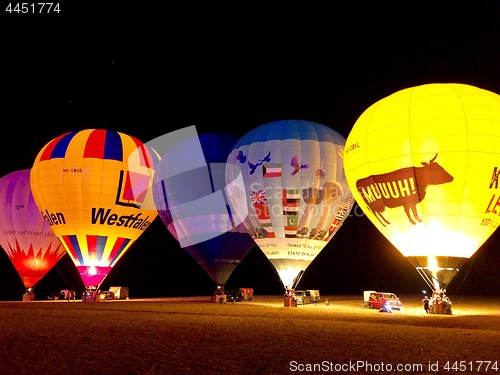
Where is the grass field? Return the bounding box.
[0,294,499,374]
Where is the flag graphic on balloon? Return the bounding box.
[225,119,354,290]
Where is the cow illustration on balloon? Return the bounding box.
[356,154,454,226]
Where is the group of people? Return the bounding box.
[212,285,226,304]
[379,299,393,313]
[284,288,297,307]
[422,289,453,315]
[22,288,35,301]
[82,287,99,302]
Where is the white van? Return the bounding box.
[295,290,321,305]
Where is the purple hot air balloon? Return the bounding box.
[0,169,67,299]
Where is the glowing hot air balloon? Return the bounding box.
[344,83,500,292]
[0,169,67,298]
[225,120,354,291]
[153,132,255,292]
[30,129,159,291]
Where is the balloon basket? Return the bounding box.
[429,302,452,315]
[22,292,35,302]
[284,297,297,308]
[212,293,226,304]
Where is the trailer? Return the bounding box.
[307,290,321,303]
[109,286,129,300]
[239,287,254,301]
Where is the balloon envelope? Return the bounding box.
[344,83,500,290]
[225,120,354,289]
[30,129,159,288]
[153,132,255,287]
[0,169,67,289]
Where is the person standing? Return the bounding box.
[443,295,453,315]
[422,295,430,313]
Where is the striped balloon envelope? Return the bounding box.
[30,129,159,289]
[0,169,67,291]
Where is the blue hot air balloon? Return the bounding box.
[153,132,255,292]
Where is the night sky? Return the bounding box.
[1,3,500,299]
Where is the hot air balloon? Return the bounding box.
[30,129,159,295]
[153,132,255,295]
[0,169,67,300]
[225,120,354,293]
[344,83,500,293]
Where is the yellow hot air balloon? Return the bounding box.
[344,83,500,292]
[30,129,159,291]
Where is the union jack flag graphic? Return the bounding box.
[251,189,274,238]
[251,190,267,204]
